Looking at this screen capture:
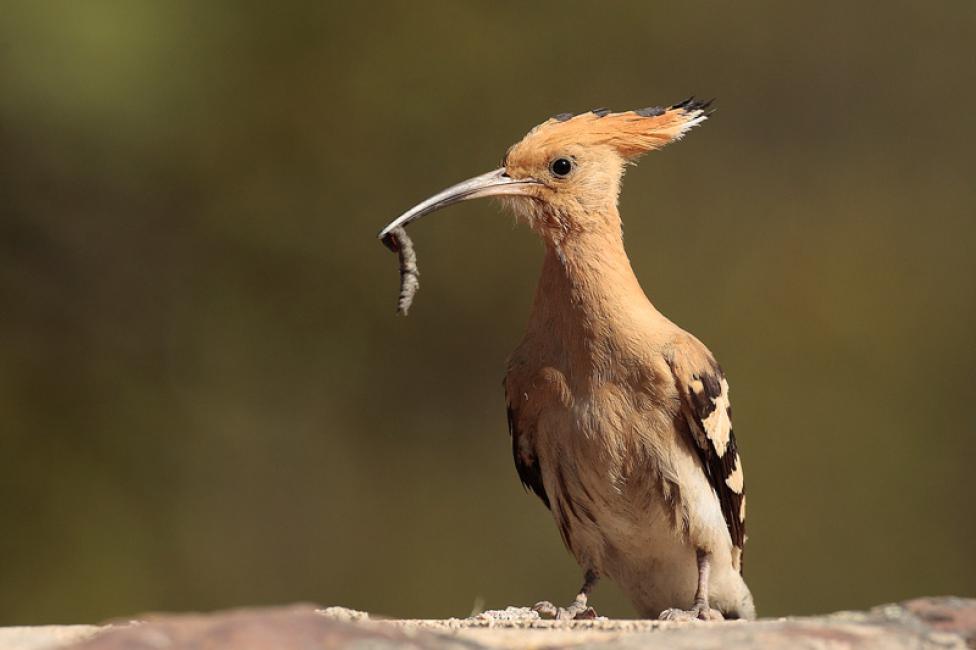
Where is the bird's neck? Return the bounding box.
[528,209,658,348]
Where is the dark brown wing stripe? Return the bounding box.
[507,405,550,509]
[674,358,747,573]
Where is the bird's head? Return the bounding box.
[379,99,711,246]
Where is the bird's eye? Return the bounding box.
[549,157,573,178]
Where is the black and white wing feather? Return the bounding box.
[670,344,747,572]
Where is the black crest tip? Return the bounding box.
[551,112,574,122]
[671,96,715,114]
[590,107,611,117]
[634,106,665,117]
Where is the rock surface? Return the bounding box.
[2,597,973,650]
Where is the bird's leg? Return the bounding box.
[533,569,599,620]
[659,549,725,622]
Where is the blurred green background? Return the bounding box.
[1,0,974,625]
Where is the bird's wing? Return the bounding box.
[505,392,550,509]
[669,341,746,571]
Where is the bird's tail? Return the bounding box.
[725,573,757,620]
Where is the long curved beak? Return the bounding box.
[378,168,539,239]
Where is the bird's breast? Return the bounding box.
[510,356,677,496]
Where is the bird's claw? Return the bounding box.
[533,600,597,620]
[659,604,725,622]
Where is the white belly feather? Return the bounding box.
[532,386,744,617]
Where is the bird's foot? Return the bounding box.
[532,599,597,621]
[659,603,725,622]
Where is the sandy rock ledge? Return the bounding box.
[1,597,973,650]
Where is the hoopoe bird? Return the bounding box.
[379,99,755,621]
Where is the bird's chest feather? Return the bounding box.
[509,352,680,513]
[512,360,702,577]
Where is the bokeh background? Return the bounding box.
[2,1,974,625]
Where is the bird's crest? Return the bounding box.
[512,97,712,162]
